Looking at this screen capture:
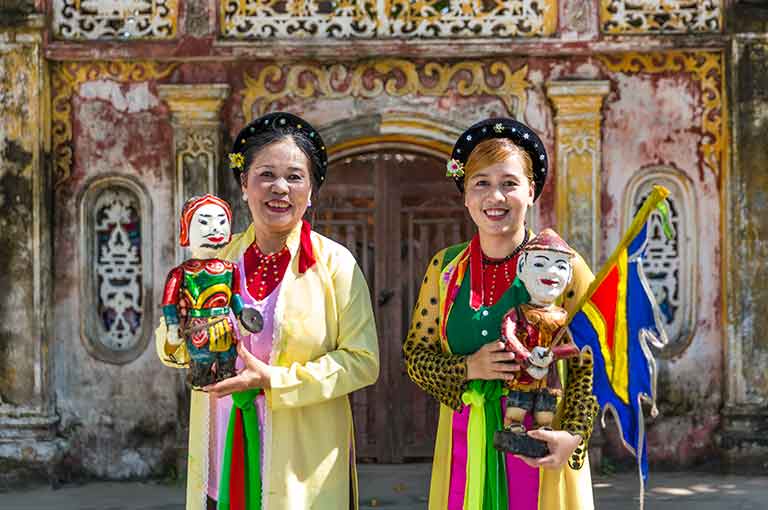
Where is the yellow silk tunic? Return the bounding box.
[156,221,380,510]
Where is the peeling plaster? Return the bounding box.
[78,80,160,113]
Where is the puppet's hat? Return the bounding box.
[524,228,576,257]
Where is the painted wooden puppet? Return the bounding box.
[161,194,262,388]
[494,228,582,457]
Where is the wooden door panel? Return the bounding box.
[316,150,473,461]
[398,197,475,459]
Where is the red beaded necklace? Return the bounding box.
[481,255,520,306]
[480,230,529,307]
[243,243,291,301]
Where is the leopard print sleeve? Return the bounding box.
[560,252,600,470]
[403,251,468,411]
[560,351,600,470]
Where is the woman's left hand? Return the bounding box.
[203,342,272,397]
[515,429,582,470]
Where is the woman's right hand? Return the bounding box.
[466,340,521,381]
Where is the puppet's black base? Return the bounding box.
[493,429,550,458]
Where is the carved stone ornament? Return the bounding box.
[221,0,557,39]
[80,176,153,364]
[53,0,179,40]
[624,167,697,356]
[600,0,721,34]
[242,60,530,120]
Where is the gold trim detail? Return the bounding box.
[52,61,178,187]
[242,60,529,121]
[597,52,724,178]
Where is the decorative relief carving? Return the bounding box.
[175,129,218,213]
[559,133,597,155]
[52,61,178,188]
[221,0,556,39]
[53,0,179,40]
[635,194,680,332]
[94,188,143,351]
[176,130,216,160]
[242,60,529,120]
[598,52,724,178]
[81,177,153,364]
[624,168,696,355]
[600,0,721,34]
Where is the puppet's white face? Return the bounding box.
[189,203,230,258]
[518,249,573,306]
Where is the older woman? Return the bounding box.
[404,118,599,510]
[157,112,380,510]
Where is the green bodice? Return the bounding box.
[446,269,530,355]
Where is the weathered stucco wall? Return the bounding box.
[52,53,725,474]
[721,36,768,470]
[53,74,180,478]
[0,35,40,408]
[0,15,60,486]
[3,0,765,482]
[601,55,724,466]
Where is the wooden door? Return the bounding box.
[315,149,474,462]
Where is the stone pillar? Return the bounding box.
[546,81,610,269]
[157,84,230,261]
[721,37,768,471]
[546,80,610,468]
[0,13,62,484]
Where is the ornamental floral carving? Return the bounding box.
[53,0,179,40]
[241,60,530,120]
[624,167,697,355]
[600,0,721,34]
[221,0,556,39]
[80,177,154,364]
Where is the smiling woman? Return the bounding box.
[156,112,380,510]
[403,117,600,510]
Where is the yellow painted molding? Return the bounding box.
[157,84,230,125]
[241,60,529,122]
[328,134,452,160]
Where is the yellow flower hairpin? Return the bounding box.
[229,152,245,170]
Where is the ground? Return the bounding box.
[0,464,766,509]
